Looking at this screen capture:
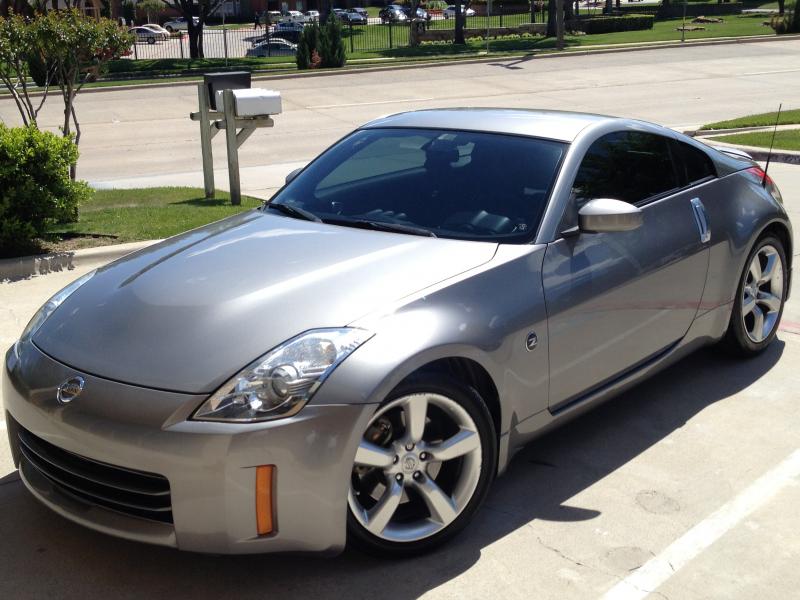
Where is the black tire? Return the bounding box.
[147,37,156,45]
[721,234,788,357]
[347,373,497,557]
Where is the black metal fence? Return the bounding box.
[125,11,539,61]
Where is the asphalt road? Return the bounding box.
[1,41,800,599]
[1,38,800,192]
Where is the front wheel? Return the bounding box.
[722,235,788,356]
[347,374,497,556]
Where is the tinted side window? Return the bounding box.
[572,131,679,205]
[673,140,716,185]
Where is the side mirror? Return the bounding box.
[285,167,303,185]
[579,198,643,233]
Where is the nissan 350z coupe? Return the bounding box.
[4,109,792,556]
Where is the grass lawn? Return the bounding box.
[700,108,800,130]
[342,14,773,56]
[45,187,262,252]
[708,129,800,151]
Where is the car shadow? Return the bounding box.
[0,341,785,599]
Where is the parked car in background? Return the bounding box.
[266,10,283,23]
[306,9,320,21]
[246,37,298,57]
[342,8,368,24]
[142,23,171,39]
[282,10,307,23]
[267,22,304,43]
[379,5,409,23]
[443,5,476,18]
[404,5,432,21]
[163,16,200,31]
[129,26,163,44]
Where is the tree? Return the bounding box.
[0,10,133,179]
[0,13,51,128]
[161,0,224,58]
[408,0,423,47]
[454,0,465,44]
[318,13,346,68]
[555,0,564,49]
[139,0,163,22]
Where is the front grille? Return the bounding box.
[17,425,173,524]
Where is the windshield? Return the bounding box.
[268,127,566,243]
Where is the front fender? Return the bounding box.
[310,244,551,471]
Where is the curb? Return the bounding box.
[0,239,160,283]
[686,124,800,137]
[696,137,800,164]
[10,32,798,96]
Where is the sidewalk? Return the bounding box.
[89,160,308,200]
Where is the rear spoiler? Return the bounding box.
[710,145,754,162]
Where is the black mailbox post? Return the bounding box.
[204,71,251,111]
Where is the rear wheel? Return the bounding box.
[722,235,787,356]
[347,374,497,556]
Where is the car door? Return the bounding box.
[542,130,711,411]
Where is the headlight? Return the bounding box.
[192,328,373,423]
[18,270,96,346]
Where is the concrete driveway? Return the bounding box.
[0,162,798,598]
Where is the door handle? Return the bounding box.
[690,198,711,244]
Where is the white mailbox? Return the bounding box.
[215,88,283,118]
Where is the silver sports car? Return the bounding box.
[4,109,792,556]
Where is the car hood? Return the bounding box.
[33,211,497,394]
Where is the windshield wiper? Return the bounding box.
[265,202,322,222]
[325,218,437,238]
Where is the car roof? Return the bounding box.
[362,108,617,143]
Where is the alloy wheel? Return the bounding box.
[741,244,784,343]
[348,393,483,543]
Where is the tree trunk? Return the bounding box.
[409,0,422,46]
[454,0,465,44]
[777,0,784,15]
[564,0,573,22]
[547,0,556,37]
[111,0,122,20]
[555,0,564,49]
[604,0,612,14]
[187,20,204,58]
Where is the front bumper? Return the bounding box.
[3,342,375,554]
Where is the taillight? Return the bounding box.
[744,166,783,204]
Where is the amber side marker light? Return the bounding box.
[256,465,275,536]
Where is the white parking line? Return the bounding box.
[601,448,800,600]
[742,68,800,76]
[307,98,434,109]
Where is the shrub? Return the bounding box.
[0,125,91,257]
[772,9,799,33]
[318,15,346,68]
[569,14,654,34]
[296,23,321,70]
